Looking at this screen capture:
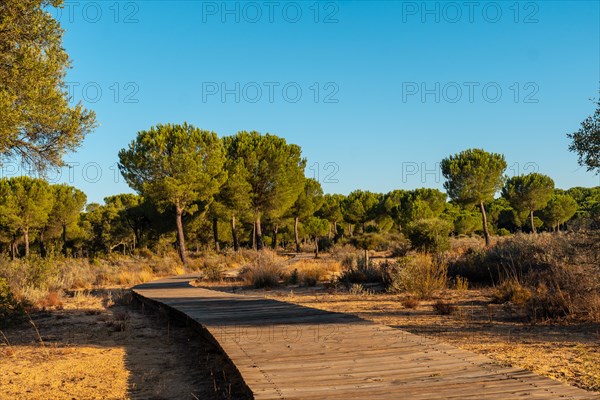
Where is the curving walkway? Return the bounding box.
[133,275,598,400]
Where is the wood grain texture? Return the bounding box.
[134,275,598,400]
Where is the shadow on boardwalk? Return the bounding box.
[134,275,600,400]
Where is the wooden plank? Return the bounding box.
[134,275,598,399]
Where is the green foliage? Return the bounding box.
[441,149,507,207]
[119,123,227,214]
[291,179,324,219]
[406,218,452,253]
[350,232,388,252]
[317,194,344,226]
[540,194,578,231]
[223,131,306,248]
[452,209,481,236]
[118,123,227,263]
[303,216,329,238]
[45,184,87,255]
[343,190,380,231]
[502,173,555,232]
[0,177,54,256]
[441,149,507,244]
[0,0,96,170]
[568,98,600,173]
[565,186,600,229]
[224,131,306,218]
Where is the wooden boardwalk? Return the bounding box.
[133,275,598,399]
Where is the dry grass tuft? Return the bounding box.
[239,250,286,288]
[401,296,419,309]
[432,300,456,315]
[388,253,447,299]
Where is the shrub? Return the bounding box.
[492,279,532,306]
[454,276,469,294]
[387,253,447,299]
[286,268,299,285]
[433,300,456,315]
[288,259,341,286]
[239,250,285,288]
[0,278,27,328]
[317,237,334,253]
[406,218,452,253]
[525,261,600,322]
[338,255,384,285]
[331,243,361,262]
[349,283,366,296]
[401,296,419,309]
[200,259,225,282]
[389,234,411,257]
[449,232,600,322]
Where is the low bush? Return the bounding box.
[287,259,341,287]
[401,296,419,309]
[453,276,469,294]
[406,218,452,253]
[338,255,384,285]
[199,259,226,282]
[0,278,27,328]
[239,250,286,288]
[492,279,532,306]
[449,232,600,322]
[387,253,447,299]
[349,283,367,296]
[389,234,411,257]
[433,300,456,315]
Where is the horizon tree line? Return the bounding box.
[0,126,597,262]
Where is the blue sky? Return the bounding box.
[35,1,600,203]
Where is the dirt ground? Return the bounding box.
[0,290,249,400]
[222,283,600,393]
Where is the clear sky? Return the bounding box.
[32,0,600,203]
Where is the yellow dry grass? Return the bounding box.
[0,290,248,399]
[285,257,341,285]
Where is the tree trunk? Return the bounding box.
[133,225,140,250]
[212,217,220,252]
[328,223,332,240]
[252,221,256,250]
[40,230,47,258]
[255,217,263,250]
[24,228,30,257]
[334,221,339,241]
[294,216,300,253]
[364,248,369,266]
[62,224,68,257]
[175,208,188,266]
[11,234,17,260]
[315,236,319,258]
[529,210,537,234]
[272,225,279,250]
[348,223,353,237]
[231,215,239,251]
[479,201,491,246]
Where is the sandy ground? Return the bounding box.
[0,290,249,400]
[212,283,600,393]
